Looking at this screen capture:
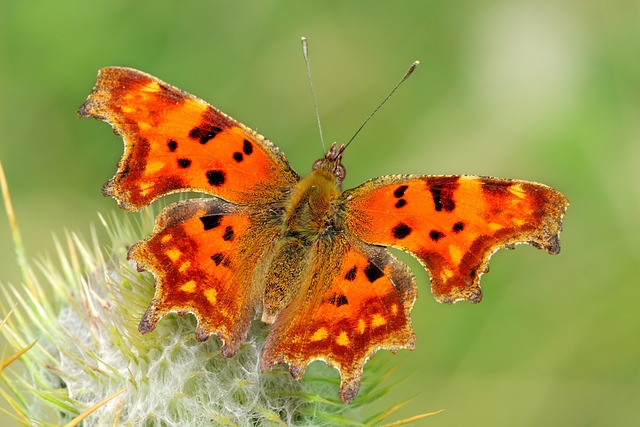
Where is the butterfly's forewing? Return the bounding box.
[343,175,569,303]
[130,199,279,357]
[261,235,417,403]
[78,67,299,210]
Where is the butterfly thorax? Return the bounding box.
[283,168,342,240]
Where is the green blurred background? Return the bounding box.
[1,0,638,425]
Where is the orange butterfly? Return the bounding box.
[79,66,568,403]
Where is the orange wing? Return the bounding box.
[261,235,417,403]
[343,175,569,304]
[78,67,298,210]
[131,199,279,357]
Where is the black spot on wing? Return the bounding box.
[167,140,177,152]
[344,266,357,281]
[211,253,224,266]
[452,221,465,233]
[395,199,407,208]
[189,124,222,144]
[392,222,412,239]
[200,214,222,230]
[393,185,408,198]
[429,230,445,242]
[429,177,459,212]
[243,139,253,155]
[329,294,349,307]
[222,226,235,242]
[206,170,225,186]
[177,158,191,168]
[364,262,384,283]
[233,152,243,162]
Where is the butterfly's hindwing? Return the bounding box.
[131,198,280,357]
[261,234,417,403]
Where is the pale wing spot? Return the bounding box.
[166,248,181,262]
[141,81,162,93]
[336,331,350,346]
[371,314,387,328]
[184,98,208,114]
[138,121,152,130]
[161,234,172,243]
[204,289,217,305]
[180,280,197,293]
[139,181,155,196]
[146,160,164,175]
[463,177,482,190]
[513,217,526,226]
[449,245,463,265]
[311,327,328,342]
[508,184,526,199]
[178,261,191,272]
[120,105,136,114]
[391,304,398,316]
[489,222,503,231]
[441,267,454,280]
[357,319,366,334]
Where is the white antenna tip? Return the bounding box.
[402,61,420,81]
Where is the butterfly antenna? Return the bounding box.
[343,60,420,151]
[301,37,327,154]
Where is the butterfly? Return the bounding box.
[78,66,568,403]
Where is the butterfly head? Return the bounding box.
[312,142,346,187]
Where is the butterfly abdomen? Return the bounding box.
[261,239,309,323]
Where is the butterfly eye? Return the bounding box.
[312,159,323,171]
[334,163,346,183]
